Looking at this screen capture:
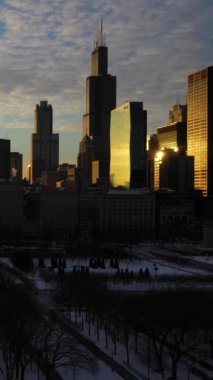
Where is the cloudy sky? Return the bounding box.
[0,0,212,172]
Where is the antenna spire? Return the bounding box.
[94,17,106,48]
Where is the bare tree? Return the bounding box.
[0,278,41,380]
[0,336,16,380]
[118,321,134,365]
[138,333,153,380]
[36,320,96,380]
[164,326,200,380]
[109,320,119,356]
[148,325,169,378]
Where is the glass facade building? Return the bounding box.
[157,123,187,152]
[157,104,187,153]
[110,102,147,189]
[187,67,213,196]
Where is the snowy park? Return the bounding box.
[1,242,213,379]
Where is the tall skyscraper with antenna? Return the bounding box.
[80,20,116,190]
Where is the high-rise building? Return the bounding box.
[31,101,59,183]
[159,150,194,192]
[10,152,22,181]
[147,134,159,152]
[67,165,76,184]
[146,134,159,189]
[187,67,213,196]
[77,135,94,192]
[82,21,116,189]
[154,149,194,192]
[57,163,70,181]
[157,103,187,153]
[110,102,147,189]
[169,103,187,124]
[0,139,10,180]
[0,183,23,235]
[149,104,187,191]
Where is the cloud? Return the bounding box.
[56,121,82,133]
[0,0,212,165]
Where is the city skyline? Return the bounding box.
[0,0,212,171]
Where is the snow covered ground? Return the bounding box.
[1,242,213,379]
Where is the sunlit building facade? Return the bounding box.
[157,104,187,153]
[149,104,187,190]
[187,67,213,196]
[110,102,147,189]
[154,151,163,191]
[146,134,159,189]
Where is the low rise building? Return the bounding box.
[101,191,155,240]
[40,191,78,239]
[155,191,201,239]
[0,183,23,237]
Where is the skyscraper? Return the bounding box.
[157,103,187,153]
[110,102,147,189]
[187,67,213,196]
[146,134,159,189]
[82,21,116,189]
[169,103,187,124]
[0,139,10,180]
[10,152,22,181]
[159,149,194,192]
[31,101,59,183]
[77,135,94,192]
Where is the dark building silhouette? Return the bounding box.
[155,191,201,239]
[77,135,94,192]
[81,21,116,189]
[31,101,59,183]
[159,149,194,192]
[110,102,147,189]
[67,164,76,184]
[57,163,70,181]
[21,188,202,240]
[0,139,10,180]
[0,183,23,237]
[187,67,213,196]
[10,152,22,181]
[41,171,58,186]
[148,134,159,152]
